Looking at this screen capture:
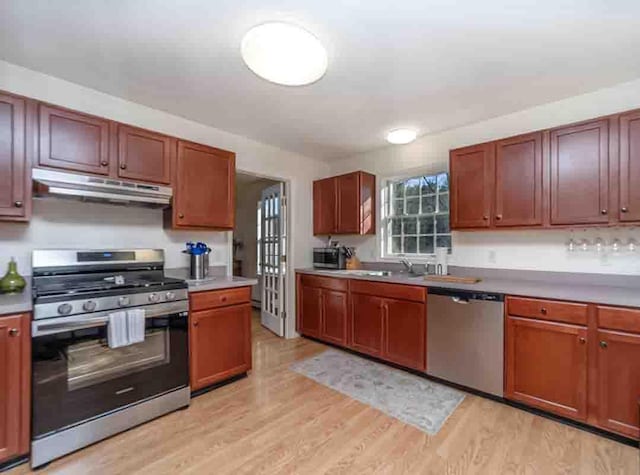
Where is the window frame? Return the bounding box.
[380,171,451,260]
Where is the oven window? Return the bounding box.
[67,328,170,391]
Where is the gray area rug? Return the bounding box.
[290,349,465,435]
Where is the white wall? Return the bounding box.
[0,60,330,337]
[330,77,640,275]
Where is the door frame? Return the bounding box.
[232,169,292,338]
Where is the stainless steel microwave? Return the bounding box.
[313,247,346,270]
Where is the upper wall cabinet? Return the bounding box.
[38,104,111,176]
[450,143,494,229]
[0,92,30,222]
[550,119,609,225]
[313,171,376,235]
[116,125,174,185]
[619,110,640,222]
[168,140,235,230]
[494,132,543,227]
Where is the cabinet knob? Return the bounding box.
[599,340,608,349]
[193,321,199,327]
[14,201,23,208]
[540,307,547,315]
[8,328,19,337]
[579,337,586,344]
[120,163,127,170]
[178,213,184,219]
[601,209,607,215]
[100,160,108,167]
[495,215,503,221]
[483,215,489,221]
[621,207,629,213]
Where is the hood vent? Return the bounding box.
[32,168,172,208]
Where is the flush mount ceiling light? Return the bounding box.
[241,22,328,86]
[386,128,418,145]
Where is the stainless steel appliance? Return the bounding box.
[30,249,189,468]
[313,247,346,270]
[426,288,504,397]
[32,168,172,208]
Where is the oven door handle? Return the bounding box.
[32,301,188,337]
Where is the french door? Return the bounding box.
[260,183,286,336]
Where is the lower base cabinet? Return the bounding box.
[0,313,30,464]
[297,274,348,346]
[189,287,252,392]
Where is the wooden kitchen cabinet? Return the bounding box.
[350,292,385,357]
[189,288,252,392]
[169,140,235,229]
[494,132,543,227]
[383,298,426,371]
[450,143,494,229]
[0,92,30,221]
[116,124,174,185]
[550,119,610,225]
[313,177,337,235]
[0,313,30,464]
[38,104,111,175]
[505,314,588,422]
[313,171,375,235]
[619,110,640,222]
[296,274,348,345]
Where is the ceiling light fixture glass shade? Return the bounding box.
[241,22,328,86]
[386,129,418,145]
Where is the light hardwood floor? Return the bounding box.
[13,312,638,475]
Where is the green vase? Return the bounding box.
[0,258,26,294]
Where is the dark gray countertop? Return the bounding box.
[295,267,640,308]
[0,280,32,315]
[165,268,258,292]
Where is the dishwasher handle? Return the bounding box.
[451,296,470,305]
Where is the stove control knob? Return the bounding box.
[83,300,97,312]
[118,296,131,307]
[57,303,73,315]
[148,293,159,303]
[165,291,176,301]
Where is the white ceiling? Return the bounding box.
[1,1,640,161]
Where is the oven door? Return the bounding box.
[31,302,189,439]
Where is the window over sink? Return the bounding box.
[381,172,451,258]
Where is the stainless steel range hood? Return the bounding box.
[32,168,172,208]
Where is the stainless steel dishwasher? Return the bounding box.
[427,288,504,397]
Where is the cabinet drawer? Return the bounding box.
[507,297,587,325]
[350,280,426,303]
[299,274,349,292]
[597,306,640,334]
[190,287,251,311]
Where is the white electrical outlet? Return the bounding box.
[488,250,497,264]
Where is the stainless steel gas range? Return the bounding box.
[30,249,190,468]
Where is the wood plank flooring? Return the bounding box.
[12,311,638,474]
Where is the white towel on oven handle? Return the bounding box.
[107,311,129,348]
[127,308,146,344]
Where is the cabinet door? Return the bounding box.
[337,172,359,233]
[619,110,640,222]
[550,120,609,225]
[383,298,426,371]
[0,93,27,220]
[117,125,173,184]
[173,140,235,229]
[350,293,384,357]
[313,177,337,235]
[298,284,322,338]
[190,304,251,391]
[0,314,29,463]
[596,329,640,439]
[494,132,543,227]
[38,104,110,175]
[320,289,348,346]
[450,143,494,229]
[505,316,588,421]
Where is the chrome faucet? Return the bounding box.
[400,258,415,274]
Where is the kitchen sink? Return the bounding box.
[329,269,394,277]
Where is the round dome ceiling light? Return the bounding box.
[386,128,418,145]
[241,22,328,86]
